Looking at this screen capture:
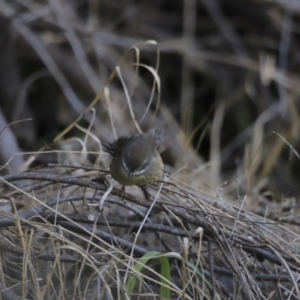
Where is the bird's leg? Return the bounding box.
[121,186,126,199]
[139,185,152,200]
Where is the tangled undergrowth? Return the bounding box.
[0,147,300,299]
[0,0,300,299]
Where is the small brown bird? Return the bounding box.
[104,130,164,186]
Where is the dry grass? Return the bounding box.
[0,0,299,299]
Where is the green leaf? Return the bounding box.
[126,251,171,300]
[159,254,171,299]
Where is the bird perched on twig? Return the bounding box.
[104,130,164,186]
